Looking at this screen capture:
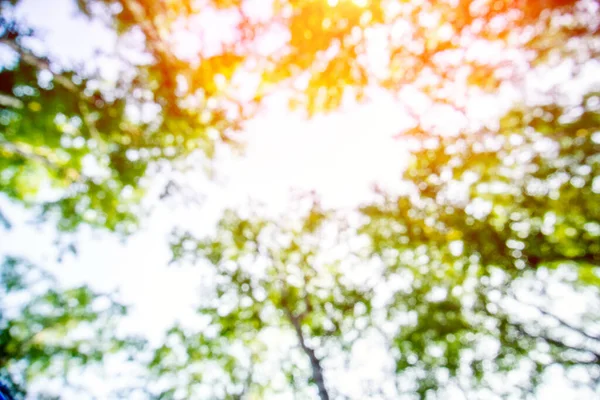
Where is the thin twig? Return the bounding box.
[510,291,600,342]
[0,206,11,230]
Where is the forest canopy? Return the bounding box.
[0,0,599,399]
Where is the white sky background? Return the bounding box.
[1,0,598,398]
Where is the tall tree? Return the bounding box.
[162,201,369,399]
[162,90,600,399]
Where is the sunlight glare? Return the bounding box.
[227,92,413,210]
[352,0,368,7]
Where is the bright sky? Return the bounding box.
[1,0,597,399]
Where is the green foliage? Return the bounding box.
[1,0,597,231]
[158,91,600,399]
[0,0,244,233]
[0,256,145,398]
[160,201,374,398]
[359,91,600,396]
[1,0,599,399]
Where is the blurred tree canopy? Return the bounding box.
[0,0,599,399]
[1,0,598,231]
[0,0,246,233]
[0,256,145,399]
[263,0,599,114]
[165,90,600,397]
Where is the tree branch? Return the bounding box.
[527,254,600,268]
[0,206,11,230]
[512,322,600,364]
[0,37,80,93]
[264,236,329,399]
[511,292,600,343]
[0,94,23,109]
[0,139,81,183]
[286,310,330,400]
[1,36,112,154]
[0,139,60,171]
[120,0,177,72]
[533,305,599,343]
